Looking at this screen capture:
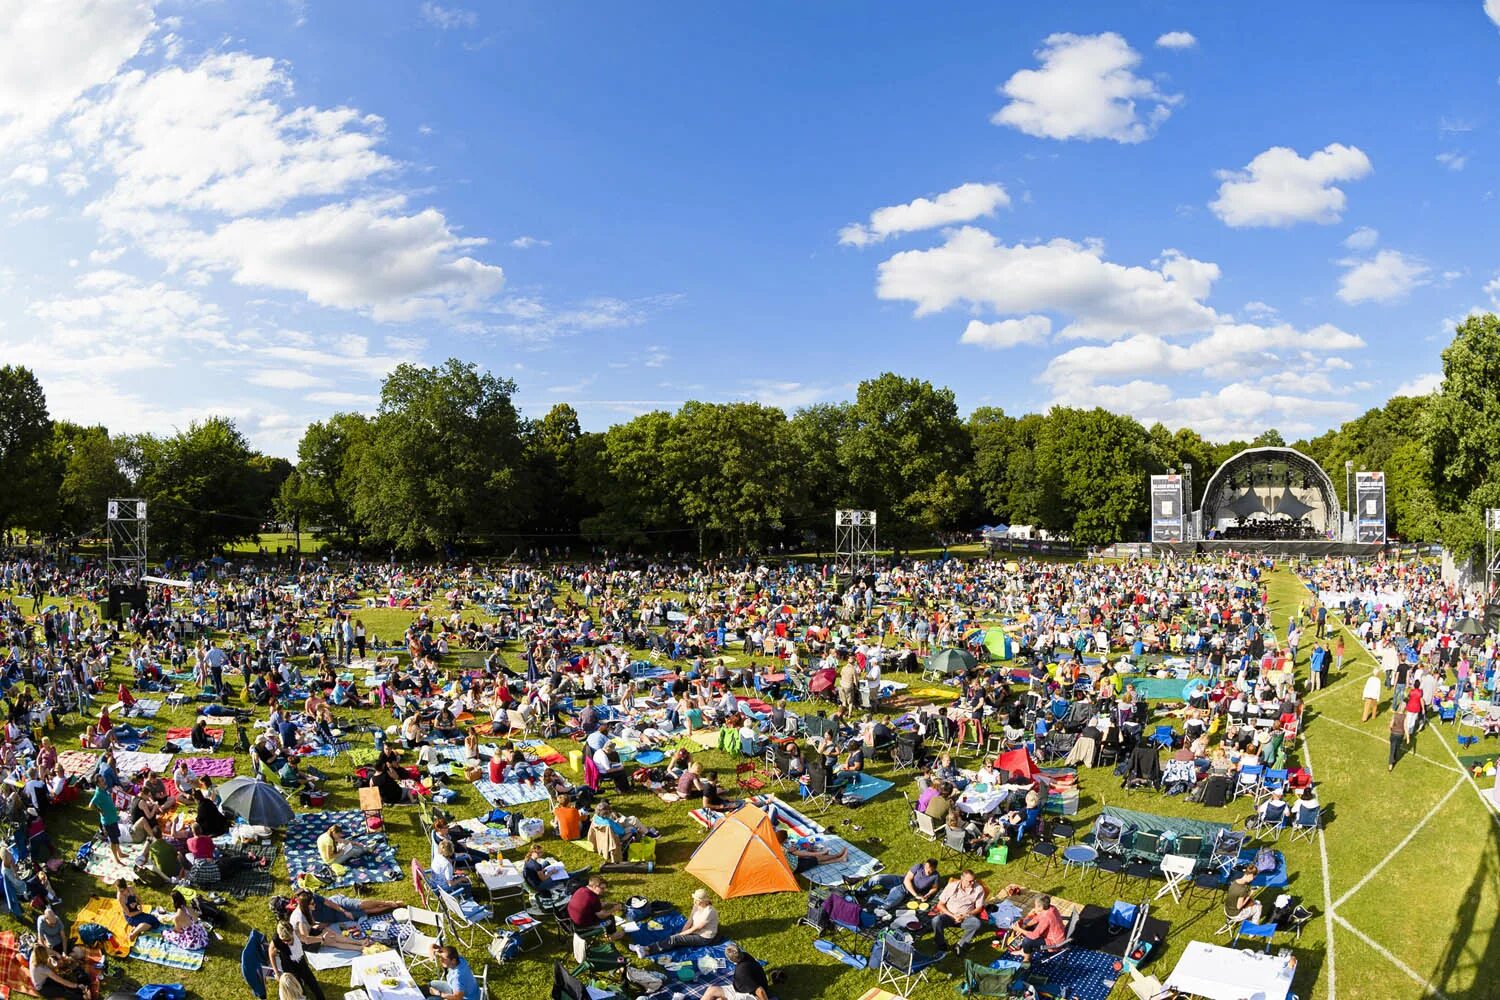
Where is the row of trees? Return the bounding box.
[2,315,1498,560]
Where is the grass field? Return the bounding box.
[15,565,1500,1000]
[224,532,330,555]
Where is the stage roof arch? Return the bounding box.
[1198,446,1342,539]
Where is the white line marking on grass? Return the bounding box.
[1311,712,1462,773]
[1302,733,1336,1000]
[1333,913,1450,999]
[1332,776,1464,910]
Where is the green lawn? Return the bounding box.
[17,565,1497,1000]
[224,531,329,555]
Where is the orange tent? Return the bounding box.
[684,804,800,899]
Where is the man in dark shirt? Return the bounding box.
[700,944,769,1000]
[566,876,622,939]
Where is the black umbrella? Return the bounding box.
[218,777,295,827]
[1454,617,1487,636]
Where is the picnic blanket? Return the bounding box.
[514,739,566,765]
[686,729,723,749]
[183,757,236,778]
[1024,948,1118,1000]
[838,773,894,802]
[82,839,146,883]
[70,897,131,957]
[131,930,206,971]
[166,727,223,742]
[130,699,163,719]
[797,835,883,887]
[114,751,173,775]
[285,810,400,889]
[0,931,38,998]
[58,750,100,781]
[347,747,382,768]
[452,817,524,854]
[304,947,364,970]
[473,779,549,807]
[217,842,277,898]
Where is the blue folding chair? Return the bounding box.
[1150,725,1175,749]
[1231,920,1278,952]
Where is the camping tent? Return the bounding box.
[996,747,1041,781]
[684,804,799,899]
[924,648,976,676]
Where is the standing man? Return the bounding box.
[1389,699,1408,772]
[1361,670,1382,723]
[1316,602,1327,639]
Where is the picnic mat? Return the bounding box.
[114,750,173,775]
[285,810,400,889]
[70,897,131,957]
[0,932,38,997]
[82,839,146,883]
[304,946,364,970]
[58,750,100,781]
[452,818,524,854]
[131,699,163,718]
[473,778,549,807]
[131,929,206,971]
[686,729,723,749]
[514,739,566,765]
[166,727,223,742]
[218,842,277,898]
[347,747,382,768]
[1026,947,1118,1000]
[183,757,236,778]
[839,773,894,802]
[798,835,883,887]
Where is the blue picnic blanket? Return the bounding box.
[473,779,549,807]
[285,810,400,889]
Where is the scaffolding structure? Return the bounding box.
[106,498,148,582]
[834,509,877,579]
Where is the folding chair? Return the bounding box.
[394,906,443,974]
[1289,804,1321,844]
[764,746,787,787]
[1246,800,1289,842]
[1031,908,1080,966]
[913,811,940,842]
[941,826,970,859]
[1150,725,1175,750]
[1093,817,1126,856]
[962,958,1022,998]
[801,764,837,814]
[1126,831,1160,864]
[1230,920,1278,952]
[876,933,942,995]
[891,738,920,774]
[735,761,767,795]
[438,887,493,947]
[1255,768,1289,806]
[1024,828,1059,878]
[1233,763,1264,801]
[1208,829,1247,876]
[1174,834,1204,863]
[570,931,628,980]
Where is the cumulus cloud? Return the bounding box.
[960,316,1051,349]
[992,32,1179,144]
[1155,31,1197,49]
[510,235,550,249]
[740,380,839,410]
[1342,226,1379,250]
[1336,249,1431,304]
[158,197,505,321]
[1394,372,1442,397]
[0,0,154,149]
[840,182,1010,247]
[1488,0,1500,28]
[876,227,1219,340]
[1050,379,1358,441]
[247,369,330,390]
[1210,143,1372,227]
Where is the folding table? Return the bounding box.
[1154,853,1197,903]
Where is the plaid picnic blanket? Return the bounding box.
[217,842,276,898]
[58,750,100,781]
[81,838,146,883]
[285,810,400,889]
[183,757,236,778]
[0,932,38,997]
[130,930,206,970]
[472,779,549,807]
[797,835,883,887]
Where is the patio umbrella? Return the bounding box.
[218,777,295,827]
[1454,617,1487,636]
[808,668,837,694]
[925,648,977,676]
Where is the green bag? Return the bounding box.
[986,844,1008,865]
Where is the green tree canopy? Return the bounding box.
[138,417,261,555]
[0,365,55,534]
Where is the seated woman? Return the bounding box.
[665,747,694,783]
[933,751,967,791]
[28,943,85,1000]
[375,759,413,805]
[553,792,584,841]
[115,879,160,942]
[700,771,741,816]
[161,890,211,952]
[190,718,220,751]
[675,761,704,799]
[290,891,364,951]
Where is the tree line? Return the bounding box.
[2,315,1498,562]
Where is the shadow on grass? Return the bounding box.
[1429,801,1500,1000]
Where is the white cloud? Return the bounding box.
[1336,249,1431,304]
[876,227,1219,340]
[1155,31,1197,49]
[1436,151,1467,171]
[0,0,154,149]
[1259,370,1335,395]
[1041,322,1364,386]
[959,315,1051,349]
[839,182,1010,247]
[69,52,394,228]
[420,3,477,29]
[1210,143,1372,227]
[1242,300,1278,319]
[247,369,330,390]
[1487,0,1500,29]
[306,390,379,409]
[510,235,550,249]
[1342,226,1379,250]
[7,163,47,186]
[1053,380,1357,441]
[492,295,677,342]
[1394,372,1442,397]
[160,197,505,321]
[992,32,1179,144]
[740,380,837,410]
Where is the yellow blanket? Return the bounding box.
[71,897,132,957]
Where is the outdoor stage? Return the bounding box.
[1154,539,1385,557]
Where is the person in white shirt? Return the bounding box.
[1361,670,1383,722]
[633,889,721,957]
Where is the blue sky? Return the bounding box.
[1,1,1497,455]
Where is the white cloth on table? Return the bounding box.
[1165,941,1295,1000]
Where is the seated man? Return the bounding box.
[871,858,941,911]
[701,944,770,1000]
[928,869,989,953]
[423,943,481,1000]
[1223,866,1262,928]
[1010,894,1065,957]
[567,875,623,940]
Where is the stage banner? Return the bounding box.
[1354,471,1386,544]
[1150,474,1185,543]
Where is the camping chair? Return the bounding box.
[1230,919,1279,952]
[1125,830,1160,864]
[571,931,628,980]
[801,764,837,815]
[914,810,940,841]
[941,826,970,860]
[735,761,767,795]
[438,887,493,947]
[1232,764,1264,801]
[1031,907,1080,966]
[1289,804,1321,844]
[411,858,432,907]
[1246,800,1289,842]
[1024,827,1059,878]
[394,906,443,974]
[1150,725,1175,750]
[875,933,942,995]
[1093,816,1126,856]
[1175,834,1204,863]
[962,958,1023,998]
[892,738,920,774]
[1255,768,1289,806]
[1208,829,1247,876]
[764,746,788,787]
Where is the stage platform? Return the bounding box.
[1154,539,1385,557]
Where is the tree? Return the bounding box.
[274,468,308,554]
[969,407,1016,520]
[1034,407,1151,545]
[0,366,55,535]
[839,374,973,546]
[354,360,529,551]
[1251,428,1286,448]
[787,403,852,546]
[137,418,261,555]
[294,413,372,544]
[666,401,800,551]
[524,404,594,542]
[51,422,128,536]
[580,411,681,548]
[1425,313,1500,561]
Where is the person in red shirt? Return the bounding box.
[566,876,622,939]
[1404,685,1424,741]
[1013,895,1066,957]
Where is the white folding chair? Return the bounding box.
[438,887,492,946]
[914,811,940,841]
[394,906,443,974]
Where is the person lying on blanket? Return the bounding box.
[302,889,401,922]
[774,830,848,874]
[290,891,365,951]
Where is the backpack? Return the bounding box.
[1254,848,1277,874]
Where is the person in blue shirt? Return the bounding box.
[425,944,480,1000]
